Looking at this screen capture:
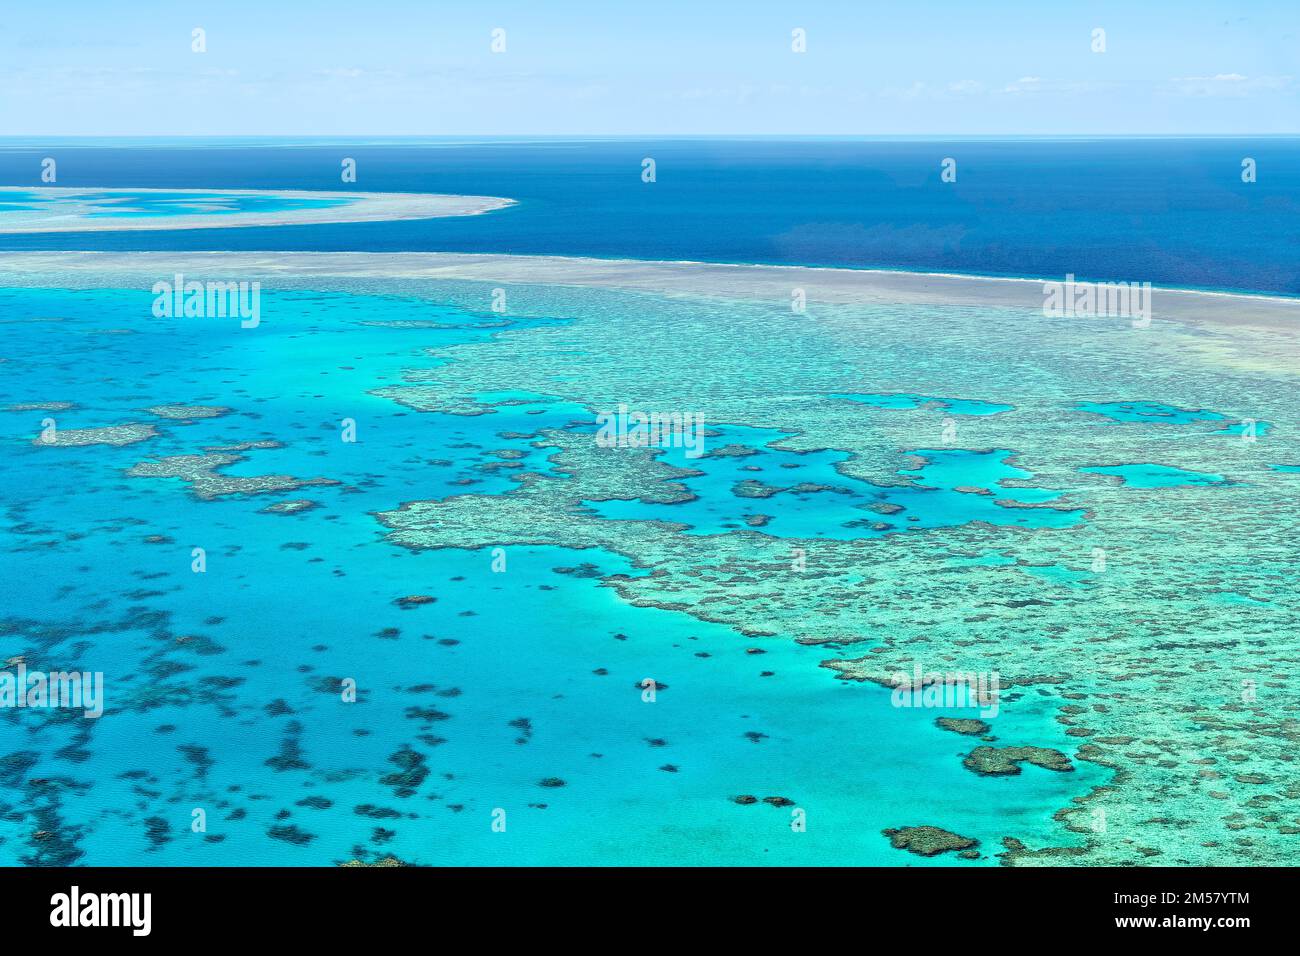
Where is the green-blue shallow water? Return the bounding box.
[0,285,1109,865]
[2,270,1296,867]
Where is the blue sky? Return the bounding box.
[2,1,1296,136]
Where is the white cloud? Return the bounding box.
[1001,76,1041,95]
[1168,73,1293,96]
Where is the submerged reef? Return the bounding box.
[962,745,1074,776]
[32,423,157,447]
[361,265,1300,866]
[143,404,231,421]
[3,257,1299,867]
[936,717,991,736]
[883,825,980,858]
[5,401,77,412]
[127,451,338,500]
[259,499,320,515]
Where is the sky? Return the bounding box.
[1,1,1297,136]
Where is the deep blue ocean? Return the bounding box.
[1,137,1297,294]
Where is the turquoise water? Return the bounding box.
[587,428,1082,539]
[0,286,1103,866]
[1212,420,1273,438]
[0,190,354,223]
[1076,401,1226,425]
[83,192,353,218]
[1079,463,1231,488]
[1075,402,1273,441]
[837,393,1014,416]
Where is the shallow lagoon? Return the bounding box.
[0,285,1103,865]
[0,189,354,226]
[587,426,1083,539]
[1079,463,1230,488]
[3,262,1296,867]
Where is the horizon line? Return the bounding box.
[2,133,1299,141]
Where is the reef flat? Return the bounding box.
[1,252,1296,866]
